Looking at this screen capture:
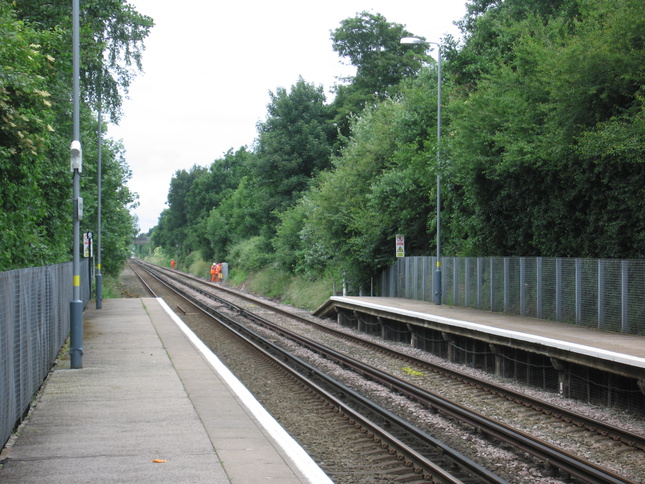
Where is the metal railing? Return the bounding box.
[379,256,645,335]
[0,260,90,449]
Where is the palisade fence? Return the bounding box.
[379,256,645,335]
[0,260,90,449]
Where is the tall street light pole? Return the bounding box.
[400,37,442,305]
[70,0,83,368]
[96,73,103,310]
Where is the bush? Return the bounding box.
[101,274,124,298]
[148,246,170,266]
[227,236,273,272]
[184,251,212,280]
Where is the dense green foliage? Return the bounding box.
[152,1,643,289]
[448,0,645,257]
[1,1,152,274]
[252,77,335,223]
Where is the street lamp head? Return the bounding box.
[400,36,425,45]
[70,140,82,172]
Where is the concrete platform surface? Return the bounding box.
[330,296,645,367]
[0,298,331,484]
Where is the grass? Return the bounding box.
[282,275,335,311]
[187,257,212,281]
[101,274,125,298]
[233,267,334,311]
[245,267,292,299]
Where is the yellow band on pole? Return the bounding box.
[436,261,441,268]
[97,264,101,270]
[73,275,80,286]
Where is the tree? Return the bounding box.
[155,166,208,256]
[330,11,427,139]
[300,97,422,283]
[0,1,151,272]
[81,135,138,274]
[448,0,579,89]
[251,77,334,234]
[154,147,256,260]
[13,0,154,122]
[195,147,253,259]
[0,4,65,268]
[205,176,264,260]
[272,60,442,283]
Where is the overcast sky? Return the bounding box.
[108,0,468,233]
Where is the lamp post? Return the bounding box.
[400,36,442,305]
[96,72,103,310]
[70,0,83,367]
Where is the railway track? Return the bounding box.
[130,260,503,483]
[129,259,643,483]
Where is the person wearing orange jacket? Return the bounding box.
[216,262,223,283]
[210,263,217,282]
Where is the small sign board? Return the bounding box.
[83,232,93,258]
[395,234,404,258]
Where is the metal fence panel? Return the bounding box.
[377,256,645,335]
[1,260,90,449]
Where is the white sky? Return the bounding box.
[108,0,468,233]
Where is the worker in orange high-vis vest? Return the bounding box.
[216,262,223,283]
[210,263,217,282]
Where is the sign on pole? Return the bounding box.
[83,232,93,258]
[395,234,405,258]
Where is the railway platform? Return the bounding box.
[0,298,331,484]
[315,296,645,389]
[316,296,645,362]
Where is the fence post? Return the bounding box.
[453,258,459,306]
[621,260,629,333]
[575,258,582,325]
[490,258,496,311]
[597,259,605,330]
[504,258,510,313]
[465,258,471,308]
[537,257,543,319]
[477,257,483,310]
[556,258,563,322]
[520,257,526,316]
[414,257,419,300]
[421,257,427,302]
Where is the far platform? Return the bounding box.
[315,296,645,382]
